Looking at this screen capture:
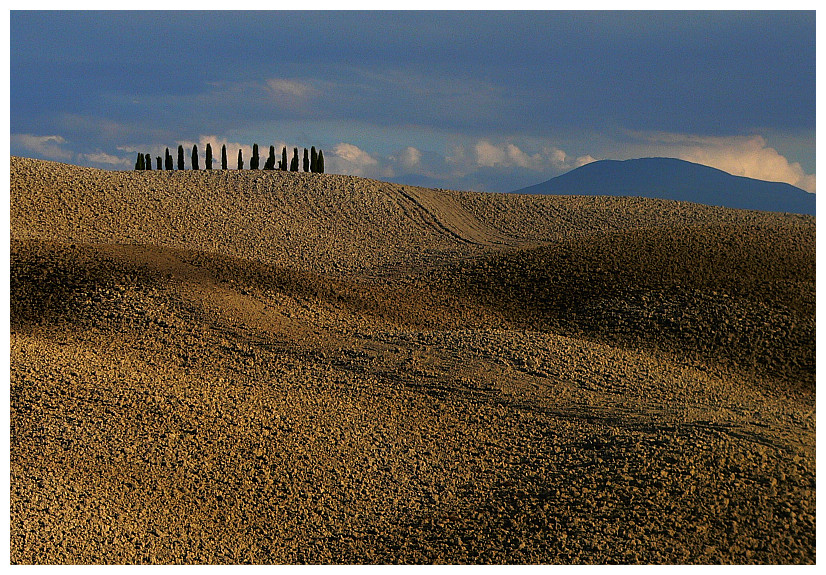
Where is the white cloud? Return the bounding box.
[11,134,73,161]
[574,155,597,168]
[506,144,533,168]
[265,78,316,99]
[635,133,815,193]
[330,143,393,178]
[399,146,422,170]
[474,140,507,167]
[334,143,377,166]
[116,145,143,154]
[548,147,568,166]
[78,152,131,167]
[475,140,595,173]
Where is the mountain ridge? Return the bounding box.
[514,157,815,215]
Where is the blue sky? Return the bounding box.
[9,9,816,193]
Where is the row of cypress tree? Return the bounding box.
[134,143,325,173]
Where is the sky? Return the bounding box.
[8,7,817,193]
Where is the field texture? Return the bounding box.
[9,157,815,564]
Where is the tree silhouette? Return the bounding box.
[191,145,199,170]
[290,148,299,171]
[165,148,173,170]
[264,145,276,170]
[303,149,309,172]
[205,143,213,170]
[317,150,325,174]
[281,147,288,171]
[135,152,144,170]
[156,156,162,170]
[145,153,152,170]
[221,145,227,170]
[177,145,185,170]
[251,144,260,169]
[310,146,318,173]
[237,149,244,170]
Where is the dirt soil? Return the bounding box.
[9,157,815,564]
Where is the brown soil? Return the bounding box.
[9,157,815,564]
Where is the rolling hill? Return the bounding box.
[514,157,816,215]
[9,156,815,564]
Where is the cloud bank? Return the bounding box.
[469,140,595,173]
[324,139,596,192]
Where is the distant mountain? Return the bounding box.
[514,157,815,215]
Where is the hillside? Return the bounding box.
[514,157,816,215]
[10,157,815,564]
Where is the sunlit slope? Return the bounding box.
[10,157,514,275]
[12,156,808,275]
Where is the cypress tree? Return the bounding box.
[281,147,287,171]
[177,145,185,170]
[251,144,259,169]
[156,156,162,170]
[221,145,227,170]
[290,148,299,171]
[237,149,244,170]
[310,146,317,173]
[135,152,144,170]
[206,143,213,170]
[303,149,309,172]
[145,153,152,170]
[165,148,173,170]
[191,145,199,170]
[264,145,276,170]
[317,150,325,174]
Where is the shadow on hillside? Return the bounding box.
[436,224,814,390]
[11,222,814,393]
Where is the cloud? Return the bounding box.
[575,154,597,168]
[474,140,507,167]
[11,134,73,161]
[334,143,377,166]
[330,143,394,179]
[77,151,131,167]
[398,146,422,170]
[506,144,534,168]
[265,78,316,99]
[474,140,596,172]
[634,132,815,193]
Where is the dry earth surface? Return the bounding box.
[9,156,815,564]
